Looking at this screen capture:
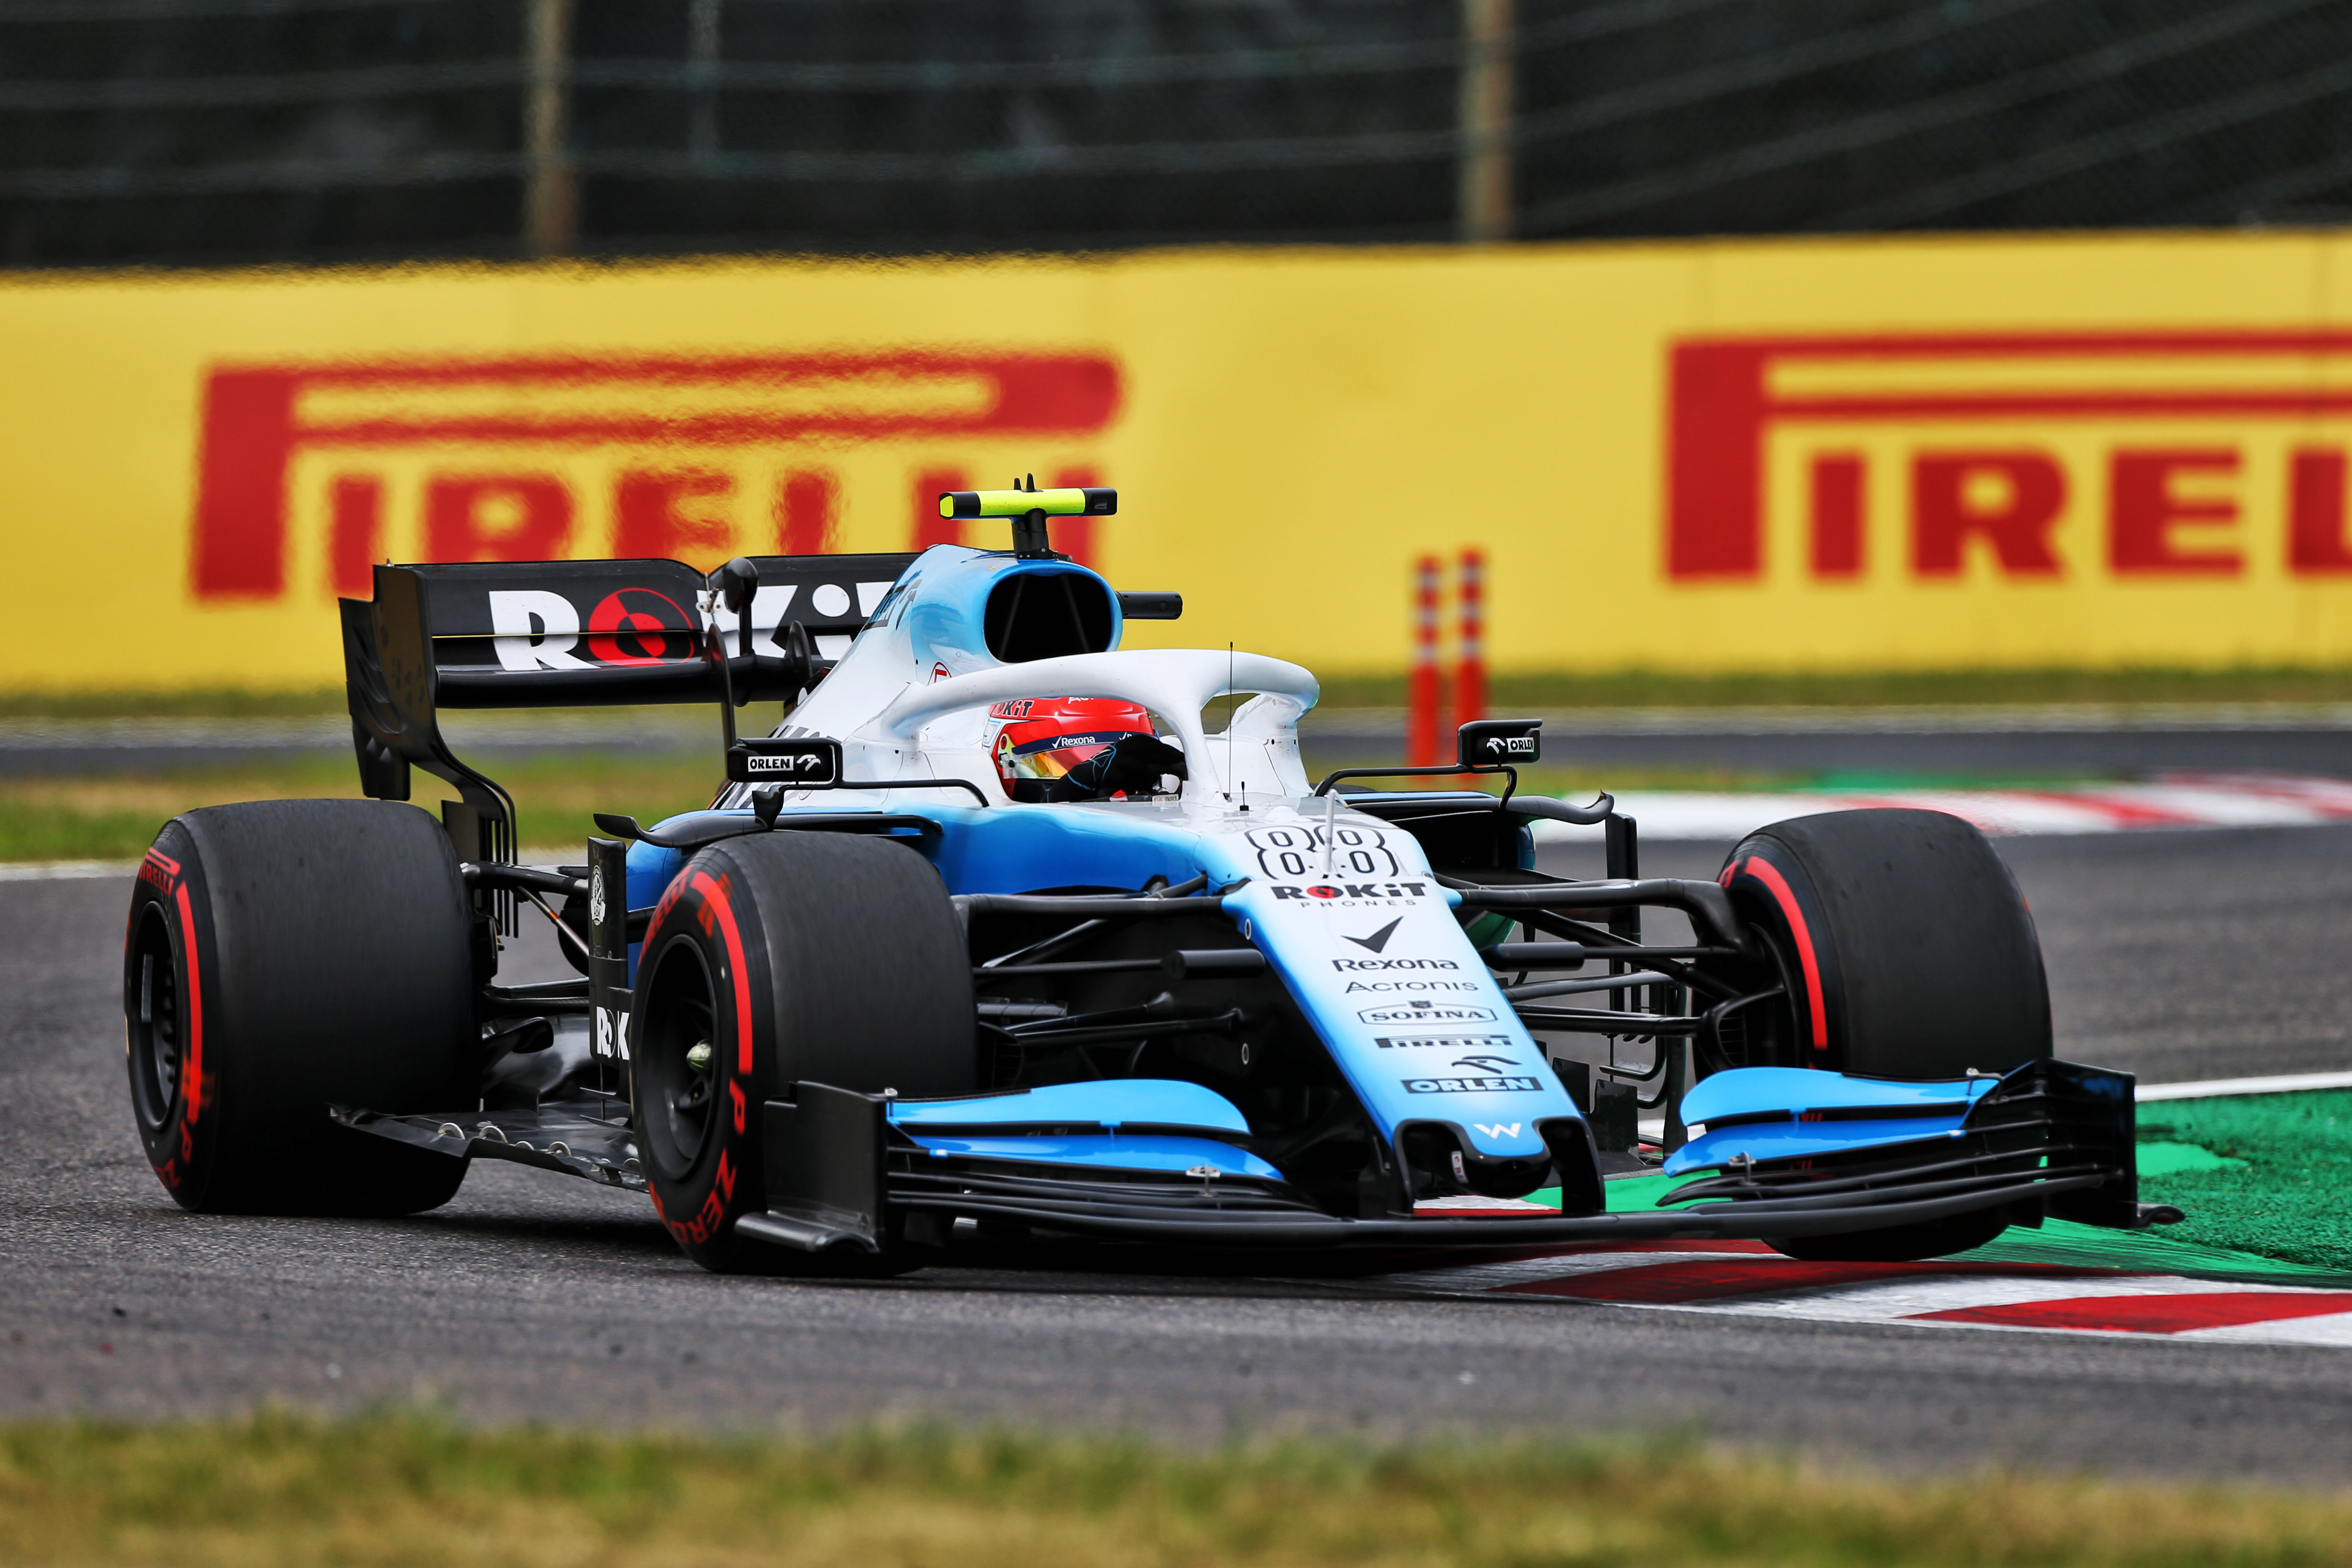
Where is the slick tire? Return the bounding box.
[124,800,476,1216]
[1717,808,2051,1080]
[629,832,976,1275]
[1715,808,2049,1264]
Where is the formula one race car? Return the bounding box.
[123,483,2176,1273]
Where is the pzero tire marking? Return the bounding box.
[1732,855,1826,1051]
[689,870,754,1074]
[172,881,205,1135]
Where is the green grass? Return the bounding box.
[2133,1091,2352,1275]
[0,755,730,863]
[4,1413,2350,1568]
[1312,664,2352,710]
[1580,1092,2352,1282]
[0,687,344,718]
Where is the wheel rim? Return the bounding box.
[127,904,182,1134]
[638,936,721,1181]
[1699,899,1813,1074]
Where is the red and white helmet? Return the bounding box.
[989,698,1185,803]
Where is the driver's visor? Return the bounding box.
[997,729,1150,782]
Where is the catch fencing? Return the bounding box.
[4,0,2350,266]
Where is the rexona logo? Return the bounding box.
[189,349,1122,601]
[1667,331,2352,583]
[1331,957,1459,971]
[1358,1003,1497,1024]
[1403,1076,1542,1094]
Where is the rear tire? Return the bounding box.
[1715,808,2049,1263]
[629,832,976,1274]
[124,800,476,1215]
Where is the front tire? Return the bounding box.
[125,800,476,1215]
[1717,808,2050,1079]
[629,831,976,1273]
[1715,808,2050,1262]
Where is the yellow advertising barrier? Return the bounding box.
[8,229,2352,691]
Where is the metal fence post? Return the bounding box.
[524,0,577,255]
[689,0,723,167]
[1458,0,1514,243]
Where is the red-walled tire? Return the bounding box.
[628,831,975,1274]
[125,800,475,1215]
[1713,808,2051,1264]
[1716,808,2051,1080]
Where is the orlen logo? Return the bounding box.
[1667,331,2352,583]
[743,753,827,775]
[190,349,1122,601]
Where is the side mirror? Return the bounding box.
[725,735,844,787]
[1457,719,1541,770]
[711,555,760,617]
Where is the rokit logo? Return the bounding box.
[1374,1034,1514,1050]
[487,584,698,671]
[1270,882,1431,906]
[1357,1002,1498,1024]
[1404,1075,1543,1094]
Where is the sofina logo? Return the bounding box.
[1667,331,2352,585]
[1358,1003,1497,1024]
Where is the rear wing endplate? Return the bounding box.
[340,553,915,887]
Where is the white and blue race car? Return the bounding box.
[123,485,2171,1273]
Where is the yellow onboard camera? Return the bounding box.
[938,475,1117,557]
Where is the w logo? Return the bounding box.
[1473,1122,1522,1140]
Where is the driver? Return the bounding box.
[989,698,1188,803]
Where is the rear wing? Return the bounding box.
[340,553,916,881]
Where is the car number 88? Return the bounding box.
[1245,825,1401,880]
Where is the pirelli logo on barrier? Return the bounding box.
[189,349,1122,601]
[1666,331,2352,586]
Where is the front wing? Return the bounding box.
[737,1059,2156,1256]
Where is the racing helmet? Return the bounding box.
[989,698,1187,803]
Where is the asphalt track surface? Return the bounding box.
[1298,714,2352,781]
[6,828,2352,1480]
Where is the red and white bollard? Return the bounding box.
[1455,547,1486,734]
[1407,554,1444,768]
